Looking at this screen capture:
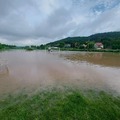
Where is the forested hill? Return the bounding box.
[89,32,120,41]
[46,32,120,49]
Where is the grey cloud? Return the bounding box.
[34,7,75,38]
[0,0,120,45]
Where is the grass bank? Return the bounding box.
[0,88,120,120]
[60,48,120,53]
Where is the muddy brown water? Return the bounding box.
[0,50,120,96]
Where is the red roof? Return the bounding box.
[95,42,103,46]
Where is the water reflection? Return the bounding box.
[0,51,120,96]
[63,52,120,68]
[0,59,9,76]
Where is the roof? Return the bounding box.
[95,42,103,46]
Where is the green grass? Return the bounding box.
[0,88,120,120]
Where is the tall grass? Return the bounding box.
[0,88,120,120]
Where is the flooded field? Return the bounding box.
[62,52,120,68]
[0,50,120,96]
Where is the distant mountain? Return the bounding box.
[46,31,120,49]
[89,32,120,41]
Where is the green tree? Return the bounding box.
[87,41,95,49]
[40,44,45,49]
[59,42,65,48]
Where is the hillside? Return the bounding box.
[46,32,120,49]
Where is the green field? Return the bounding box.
[0,87,120,120]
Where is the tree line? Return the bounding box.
[0,43,16,50]
[46,32,120,49]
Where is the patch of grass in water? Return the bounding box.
[0,88,120,120]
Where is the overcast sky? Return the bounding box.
[0,0,120,45]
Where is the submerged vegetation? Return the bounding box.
[0,32,120,120]
[25,47,34,51]
[0,87,120,120]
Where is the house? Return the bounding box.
[94,42,104,49]
[82,44,87,48]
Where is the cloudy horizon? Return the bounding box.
[0,0,120,45]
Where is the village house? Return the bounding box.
[94,42,104,49]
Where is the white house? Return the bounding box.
[94,42,104,49]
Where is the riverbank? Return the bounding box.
[0,87,120,120]
[60,48,120,53]
[0,47,120,53]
